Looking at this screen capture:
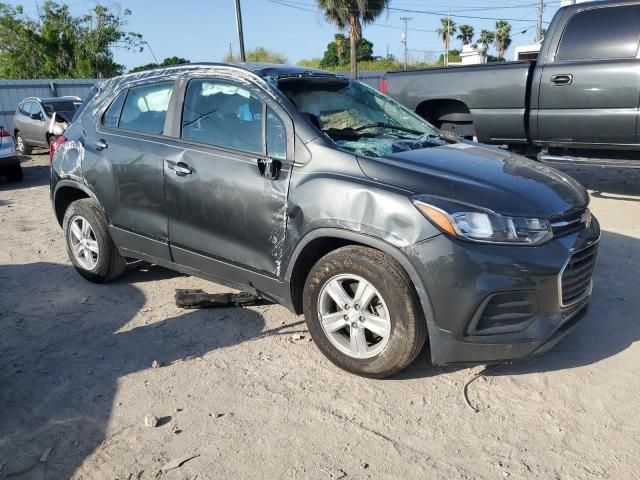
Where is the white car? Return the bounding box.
[0,126,22,182]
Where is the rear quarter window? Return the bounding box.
[556,5,640,61]
[102,90,127,128]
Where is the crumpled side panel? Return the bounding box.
[52,140,85,183]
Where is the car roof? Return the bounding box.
[116,62,346,81]
[21,96,82,104]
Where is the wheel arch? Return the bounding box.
[285,229,435,328]
[53,181,100,226]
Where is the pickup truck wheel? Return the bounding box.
[15,132,32,155]
[63,199,126,283]
[303,245,427,378]
[5,164,23,182]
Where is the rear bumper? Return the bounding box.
[403,217,600,365]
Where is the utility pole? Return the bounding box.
[234,0,246,62]
[229,43,233,61]
[535,0,544,42]
[400,16,412,70]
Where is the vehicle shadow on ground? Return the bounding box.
[0,155,50,190]
[551,163,640,196]
[0,262,268,479]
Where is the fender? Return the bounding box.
[285,227,436,328]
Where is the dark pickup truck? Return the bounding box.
[383,0,640,164]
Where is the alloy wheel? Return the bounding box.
[68,215,100,270]
[317,274,391,359]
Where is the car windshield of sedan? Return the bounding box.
[42,101,81,115]
[276,76,448,157]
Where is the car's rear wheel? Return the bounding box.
[303,245,427,378]
[15,131,32,155]
[5,164,23,182]
[63,199,126,283]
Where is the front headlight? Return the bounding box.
[411,195,553,245]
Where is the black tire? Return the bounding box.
[5,164,23,182]
[15,131,32,155]
[63,198,126,283]
[303,245,427,378]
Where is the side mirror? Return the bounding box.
[31,112,43,121]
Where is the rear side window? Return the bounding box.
[181,79,264,154]
[118,82,174,135]
[103,90,127,128]
[556,6,640,61]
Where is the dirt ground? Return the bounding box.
[1,153,639,480]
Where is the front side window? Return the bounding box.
[266,107,286,160]
[181,79,265,155]
[118,82,174,135]
[556,6,640,61]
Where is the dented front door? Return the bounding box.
[164,77,292,278]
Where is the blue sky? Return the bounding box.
[16,0,564,69]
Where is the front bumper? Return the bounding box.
[404,216,600,365]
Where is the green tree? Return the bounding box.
[317,0,390,79]
[225,47,287,64]
[320,36,374,68]
[436,17,457,62]
[494,20,512,60]
[457,24,474,48]
[0,1,144,79]
[129,56,190,73]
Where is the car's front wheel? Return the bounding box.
[303,246,427,378]
[63,199,126,283]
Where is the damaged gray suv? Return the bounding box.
[50,63,600,378]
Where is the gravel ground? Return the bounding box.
[1,153,639,480]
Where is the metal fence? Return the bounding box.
[0,79,97,133]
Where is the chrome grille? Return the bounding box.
[551,208,587,237]
[561,243,598,306]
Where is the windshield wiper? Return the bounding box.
[353,123,425,136]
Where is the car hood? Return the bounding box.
[356,142,589,218]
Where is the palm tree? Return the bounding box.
[478,29,495,47]
[457,24,474,48]
[494,20,512,60]
[436,17,457,64]
[317,0,390,79]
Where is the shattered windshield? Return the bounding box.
[277,76,447,157]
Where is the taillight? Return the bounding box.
[0,127,10,137]
[49,136,67,164]
[380,78,387,94]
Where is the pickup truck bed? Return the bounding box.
[385,61,535,144]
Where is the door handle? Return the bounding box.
[551,74,573,85]
[166,160,192,176]
[95,139,108,150]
